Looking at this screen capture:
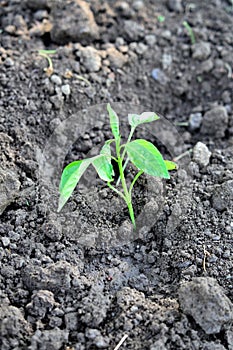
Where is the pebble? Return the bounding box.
[145,34,156,47]
[162,53,172,70]
[33,10,48,20]
[50,94,64,110]
[106,47,127,68]
[51,0,99,45]
[123,20,144,41]
[192,42,211,60]
[167,0,183,12]
[201,106,228,138]
[178,277,233,334]
[161,30,172,40]
[0,167,21,215]
[61,84,71,96]
[223,250,230,258]
[50,74,62,86]
[189,112,203,131]
[221,90,231,104]
[193,142,211,167]
[95,335,109,348]
[197,59,214,74]
[85,328,101,340]
[1,237,10,247]
[78,46,102,73]
[151,68,169,85]
[132,0,144,10]
[135,42,148,55]
[4,57,14,67]
[211,180,233,212]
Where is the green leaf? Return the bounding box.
[128,112,160,128]
[38,49,56,54]
[58,159,93,212]
[164,160,177,171]
[107,103,120,140]
[125,139,170,179]
[100,142,111,162]
[92,144,114,182]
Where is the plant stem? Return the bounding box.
[116,126,135,186]
[129,170,143,196]
[116,138,136,227]
[183,21,196,45]
[107,182,126,201]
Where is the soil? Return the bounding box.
[0,0,233,349]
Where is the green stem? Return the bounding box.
[39,52,53,71]
[129,170,143,196]
[183,21,196,45]
[107,182,126,201]
[116,137,136,228]
[116,126,136,187]
[121,126,135,161]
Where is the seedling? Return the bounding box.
[38,49,56,76]
[157,15,165,23]
[58,104,176,228]
[183,21,196,45]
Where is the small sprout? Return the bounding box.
[183,21,196,45]
[76,75,91,86]
[58,105,177,228]
[38,49,56,76]
[157,15,165,22]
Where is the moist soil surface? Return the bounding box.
[0,1,233,349]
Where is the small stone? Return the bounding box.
[64,312,78,331]
[197,59,214,74]
[122,20,144,41]
[202,341,227,350]
[151,68,169,85]
[145,34,156,47]
[79,46,102,72]
[61,84,71,96]
[4,57,14,67]
[193,142,211,167]
[106,47,127,68]
[50,94,64,110]
[51,0,99,45]
[1,237,10,247]
[132,0,144,10]
[95,335,109,348]
[161,30,172,40]
[222,90,231,104]
[26,0,51,10]
[50,74,62,85]
[85,328,101,340]
[167,0,183,12]
[211,180,233,212]
[26,290,57,319]
[4,25,16,34]
[223,250,230,259]
[192,42,211,60]
[34,10,48,20]
[189,112,202,131]
[0,167,21,215]
[201,106,228,138]
[178,277,233,334]
[162,53,172,70]
[135,43,148,55]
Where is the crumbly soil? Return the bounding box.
[0,1,233,349]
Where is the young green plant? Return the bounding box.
[38,49,56,76]
[58,104,176,228]
[183,21,196,45]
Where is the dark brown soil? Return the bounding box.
[0,1,232,349]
